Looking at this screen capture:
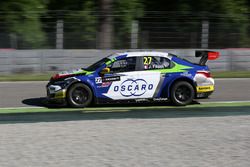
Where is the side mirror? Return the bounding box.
[100,67,110,74]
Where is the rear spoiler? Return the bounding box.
[195,50,220,65]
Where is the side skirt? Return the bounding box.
[95,97,169,105]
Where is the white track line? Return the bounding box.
[0,106,44,110]
[200,100,250,104]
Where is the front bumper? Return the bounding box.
[46,84,67,104]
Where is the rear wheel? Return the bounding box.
[170,81,194,106]
[67,83,93,108]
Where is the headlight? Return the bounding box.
[48,85,62,94]
[47,78,77,94]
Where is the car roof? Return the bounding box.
[108,51,172,60]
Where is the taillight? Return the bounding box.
[197,71,211,78]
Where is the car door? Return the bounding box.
[94,56,138,100]
[138,55,172,98]
[103,55,167,100]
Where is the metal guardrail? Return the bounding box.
[0,49,250,74]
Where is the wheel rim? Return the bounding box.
[175,85,192,102]
[71,87,88,105]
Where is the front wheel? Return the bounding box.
[170,81,194,106]
[67,83,93,108]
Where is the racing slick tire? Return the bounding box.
[67,83,93,108]
[170,81,195,106]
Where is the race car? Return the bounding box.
[46,50,219,107]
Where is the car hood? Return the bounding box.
[50,68,89,81]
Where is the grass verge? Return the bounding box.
[212,71,250,78]
[0,102,250,114]
[0,73,52,81]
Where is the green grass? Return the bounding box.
[212,71,250,78]
[0,102,250,114]
[0,71,249,81]
[0,73,52,81]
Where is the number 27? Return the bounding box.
[144,57,152,65]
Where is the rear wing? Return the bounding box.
[195,50,220,65]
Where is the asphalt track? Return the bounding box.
[0,79,250,167]
[0,78,250,108]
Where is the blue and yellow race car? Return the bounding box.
[46,51,219,107]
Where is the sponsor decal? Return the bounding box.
[196,85,214,93]
[97,82,112,88]
[96,76,120,85]
[102,71,161,100]
[114,79,153,97]
[181,72,192,77]
[135,98,150,102]
[102,76,120,82]
[153,98,168,101]
[95,77,102,84]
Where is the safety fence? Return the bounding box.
[0,49,250,74]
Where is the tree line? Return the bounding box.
[0,0,249,49]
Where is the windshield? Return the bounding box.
[85,57,110,71]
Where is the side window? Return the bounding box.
[107,57,136,73]
[144,56,171,70]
